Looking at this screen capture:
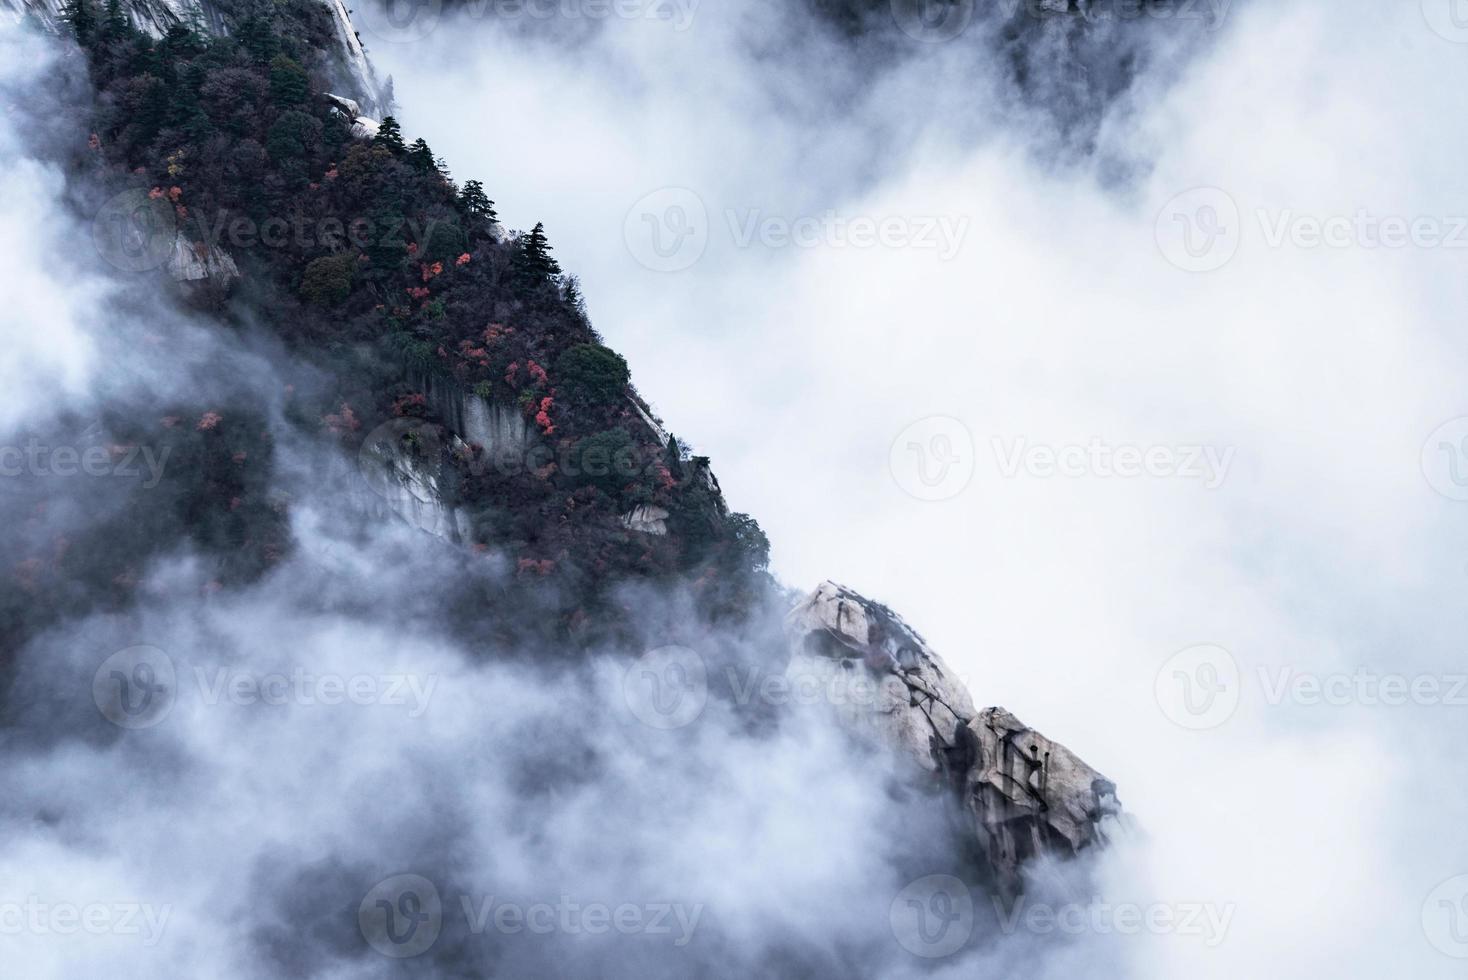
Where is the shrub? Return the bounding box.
[554,344,629,410]
[570,427,638,500]
[300,251,357,307]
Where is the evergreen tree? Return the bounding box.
[237,13,277,62]
[101,0,129,40]
[373,115,405,154]
[405,137,435,172]
[61,0,96,44]
[268,54,309,106]
[459,180,497,225]
[512,222,560,290]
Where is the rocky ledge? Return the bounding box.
[785,581,1125,890]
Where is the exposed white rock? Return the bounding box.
[354,423,471,546]
[166,233,239,290]
[319,0,383,113]
[322,92,361,118]
[786,581,975,775]
[414,373,532,461]
[621,505,669,536]
[784,581,1124,886]
[965,707,1123,878]
[628,396,670,446]
[349,116,379,140]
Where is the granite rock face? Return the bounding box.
[785,580,1123,888]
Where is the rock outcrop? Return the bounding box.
[166,233,239,297]
[620,505,669,536]
[785,581,1123,889]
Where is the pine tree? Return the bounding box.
[237,12,277,62]
[405,137,435,172]
[269,54,309,106]
[101,0,128,40]
[512,222,561,290]
[373,115,405,154]
[61,0,95,44]
[459,179,497,225]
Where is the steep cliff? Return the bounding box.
[8,0,1124,899]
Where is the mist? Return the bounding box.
[4,0,1468,976]
[360,0,1468,976]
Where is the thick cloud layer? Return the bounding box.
[363,1,1468,976]
[5,0,1468,976]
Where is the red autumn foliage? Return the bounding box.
[517,558,556,576]
[392,393,428,417]
[420,261,443,282]
[197,411,223,431]
[534,396,555,435]
[406,286,431,300]
[526,360,548,386]
[483,322,513,343]
[148,186,164,199]
[457,339,490,367]
[456,253,471,266]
